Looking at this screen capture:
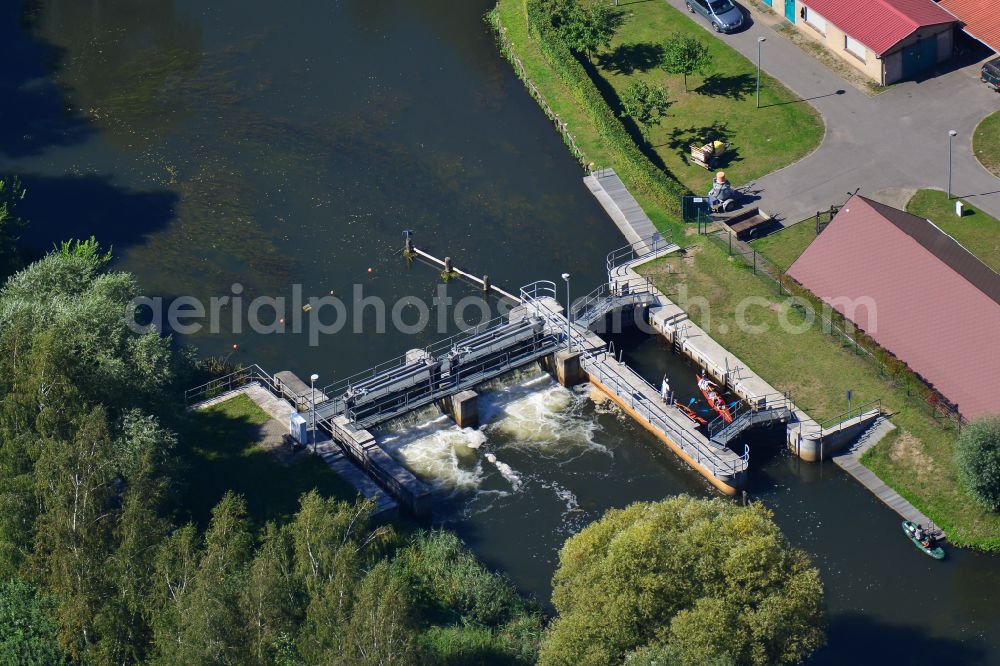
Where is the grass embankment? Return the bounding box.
[637,252,1000,548]
[493,1,1000,547]
[973,109,1000,179]
[907,189,1000,273]
[582,0,823,193]
[182,394,357,528]
[749,220,818,271]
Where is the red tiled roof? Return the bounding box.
[940,0,1000,54]
[802,0,957,56]
[787,196,1000,419]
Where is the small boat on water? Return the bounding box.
[697,374,733,423]
[902,521,945,560]
[674,400,708,426]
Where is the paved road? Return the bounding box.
[663,0,1000,224]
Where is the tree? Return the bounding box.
[0,578,69,666]
[557,1,623,61]
[956,417,1000,510]
[0,177,26,280]
[660,32,714,91]
[538,496,825,666]
[619,80,671,140]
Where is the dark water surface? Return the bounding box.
[4,0,1000,663]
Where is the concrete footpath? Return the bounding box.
[661,0,1000,225]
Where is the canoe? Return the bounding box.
[901,521,945,560]
[674,400,708,426]
[697,375,733,423]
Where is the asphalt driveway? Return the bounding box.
[662,0,1000,224]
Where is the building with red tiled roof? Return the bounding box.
[787,195,1000,419]
[940,0,1000,54]
[759,0,957,85]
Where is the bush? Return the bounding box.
[539,496,825,666]
[521,0,689,216]
[956,418,1000,510]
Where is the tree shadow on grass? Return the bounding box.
[663,122,742,170]
[597,42,665,75]
[180,401,358,529]
[579,56,677,177]
[694,73,756,101]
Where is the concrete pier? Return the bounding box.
[552,350,584,387]
[443,390,479,428]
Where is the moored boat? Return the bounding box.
[674,400,708,426]
[696,374,733,423]
[902,521,945,560]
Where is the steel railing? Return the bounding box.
[606,230,674,279]
[801,399,883,438]
[185,364,278,407]
[571,277,657,327]
[579,348,748,478]
[705,391,795,440]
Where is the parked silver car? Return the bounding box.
[685,0,744,33]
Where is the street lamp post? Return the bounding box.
[948,129,958,199]
[756,37,766,109]
[561,273,571,352]
[310,373,319,451]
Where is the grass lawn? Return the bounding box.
[638,248,1000,548]
[973,109,1000,179]
[181,393,358,528]
[906,189,1000,274]
[496,0,611,169]
[495,0,1000,549]
[581,0,824,193]
[749,219,819,271]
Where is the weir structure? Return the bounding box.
[185,231,882,515]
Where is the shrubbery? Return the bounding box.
[538,496,826,666]
[956,417,1000,510]
[522,0,689,216]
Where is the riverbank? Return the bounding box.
[491,0,1000,549]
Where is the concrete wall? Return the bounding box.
[790,409,881,461]
[762,1,953,85]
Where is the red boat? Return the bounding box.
[674,400,708,426]
[697,375,733,423]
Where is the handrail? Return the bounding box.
[185,364,277,406]
[318,311,519,398]
[606,230,674,278]
[579,349,748,477]
[571,277,657,325]
[805,399,883,435]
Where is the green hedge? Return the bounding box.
[518,0,689,217]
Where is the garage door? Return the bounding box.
[901,36,938,79]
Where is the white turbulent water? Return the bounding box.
[375,370,611,504]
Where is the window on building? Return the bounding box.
[803,6,827,33]
[845,34,866,61]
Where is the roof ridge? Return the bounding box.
[855,195,1000,307]
[877,0,921,30]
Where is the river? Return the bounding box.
[3,0,999,663]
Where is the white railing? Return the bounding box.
[606,231,674,278]
[579,349,748,478]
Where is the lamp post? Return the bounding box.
[561,273,571,352]
[310,373,319,451]
[756,37,766,109]
[948,129,958,199]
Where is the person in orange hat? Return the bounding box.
[708,171,732,207]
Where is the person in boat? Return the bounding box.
[914,524,925,542]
